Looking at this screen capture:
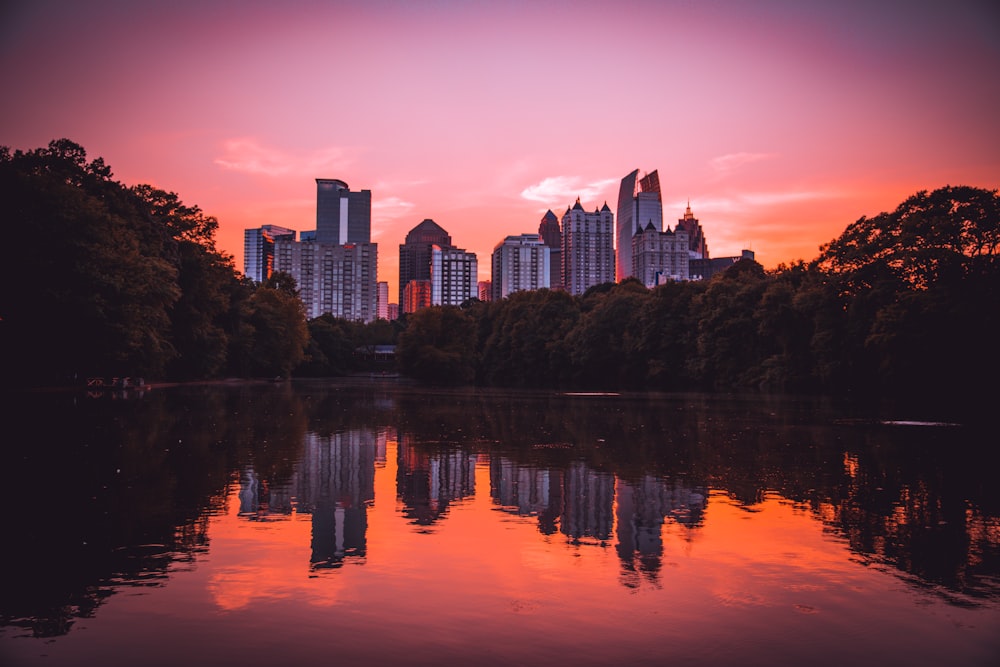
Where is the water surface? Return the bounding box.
[2,381,997,666]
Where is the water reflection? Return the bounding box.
[2,380,998,660]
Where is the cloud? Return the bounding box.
[709,152,777,174]
[520,176,619,206]
[676,189,842,214]
[215,139,352,177]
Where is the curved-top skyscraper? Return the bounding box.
[616,169,662,282]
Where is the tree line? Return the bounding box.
[3,140,998,409]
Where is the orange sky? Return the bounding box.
[2,0,998,296]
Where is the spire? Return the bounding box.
[684,199,694,220]
[572,197,584,211]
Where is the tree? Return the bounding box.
[0,140,180,383]
[244,272,309,377]
[397,306,476,385]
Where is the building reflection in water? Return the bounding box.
[238,428,388,569]
[396,437,477,526]
[615,475,707,587]
[490,456,708,586]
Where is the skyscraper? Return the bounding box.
[377,281,389,320]
[561,198,615,296]
[632,222,689,287]
[431,244,478,306]
[273,178,378,322]
[316,179,371,245]
[675,201,709,259]
[398,219,452,306]
[616,169,662,282]
[538,210,562,290]
[275,239,378,321]
[244,224,296,282]
[491,233,550,301]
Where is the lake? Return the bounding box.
[1,379,998,666]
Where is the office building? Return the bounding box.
[491,234,550,300]
[431,244,478,306]
[316,179,371,245]
[561,198,615,296]
[691,249,756,280]
[616,169,662,282]
[244,225,296,282]
[399,219,452,306]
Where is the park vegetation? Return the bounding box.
[2,140,998,409]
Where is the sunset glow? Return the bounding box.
[2,0,998,294]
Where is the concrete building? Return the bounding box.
[561,198,615,296]
[377,281,389,320]
[478,280,492,302]
[431,244,478,306]
[632,222,690,287]
[243,225,296,282]
[491,233,550,301]
[398,219,451,306]
[616,169,662,282]
[272,179,378,322]
[275,240,378,321]
[675,202,709,259]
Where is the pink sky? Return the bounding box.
[3,0,998,296]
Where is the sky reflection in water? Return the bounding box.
[1,382,998,666]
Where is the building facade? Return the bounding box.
[244,225,296,282]
[431,244,478,306]
[403,280,431,314]
[377,281,389,320]
[538,209,562,289]
[632,222,690,287]
[316,179,371,245]
[675,202,709,259]
[616,169,662,282]
[270,178,378,322]
[561,199,615,296]
[398,219,452,306]
[275,240,378,321]
[491,233,550,301]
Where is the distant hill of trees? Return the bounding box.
[3,140,998,411]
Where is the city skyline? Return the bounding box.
[2,0,998,293]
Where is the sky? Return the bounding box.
[2,0,998,295]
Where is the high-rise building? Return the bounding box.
[431,244,478,306]
[632,222,689,287]
[675,201,709,259]
[538,210,562,289]
[273,179,377,321]
[616,169,662,282]
[404,280,431,314]
[491,233,550,301]
[387,303,399,320]
[377,281,389,320]
[275,239,378,321]
[398,219,452,306]
[316,179,371,245]
[244,225,296,282]
[561,198,615,296]
[478,281,492,302]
